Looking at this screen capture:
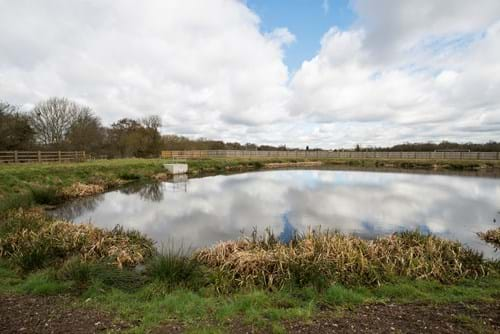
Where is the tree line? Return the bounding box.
[1,98,162,157]
[353,141,500,152]
[1,97,499,156]
[0,97,290,157]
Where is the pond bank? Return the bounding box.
[2,157,499,213]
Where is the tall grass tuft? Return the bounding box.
[0,209,155,271]
[30,186,60,205]
[146,244,203,289]
[196,229,489,289]
[57,257,146,290]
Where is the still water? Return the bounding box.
[53,170,500,258]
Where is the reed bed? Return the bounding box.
[0,209,155,270]
[196,230,488,288]
[478,227,500,250]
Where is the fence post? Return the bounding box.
[38,151,42,162]
[58,151,61,163]
[14,150,18,163]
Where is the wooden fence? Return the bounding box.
[162,150,500,161]
[0,151,86,163]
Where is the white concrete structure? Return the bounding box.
[163,163,188,175]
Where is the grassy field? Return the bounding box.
[1,158,499,332]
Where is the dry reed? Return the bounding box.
[196,230,488,288]
[0,209,155,269]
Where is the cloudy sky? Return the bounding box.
[1,0,499,148]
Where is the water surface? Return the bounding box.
[53,170,500,258]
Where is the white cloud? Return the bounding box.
[0,0,499,148]
[289,2,500,146]
[0,0,291,129]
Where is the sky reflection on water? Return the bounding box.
[53,170,500,258]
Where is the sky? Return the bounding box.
[0,0,499,148]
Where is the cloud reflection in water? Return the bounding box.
[52,170,500,258]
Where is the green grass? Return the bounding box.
[71,274,500,333]
[0,258,499,333]
[15,271,72,295]
[0,158,167,212]
[146,247,203,289]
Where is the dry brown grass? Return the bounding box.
[61,182,105,198]
[0,209,155,270]
[478,228,500,250]
[196,230,488,288]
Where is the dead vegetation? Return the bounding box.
[478,227,500,250]
[196,229,489,288]
[61,182,105,198]
[0,209,155,270]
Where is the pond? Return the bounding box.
[52,170,500,258]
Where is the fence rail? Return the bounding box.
[0,151,86,163]
[161,150,500,161]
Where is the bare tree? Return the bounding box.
[30,97,81,147]
[141,115,162,130]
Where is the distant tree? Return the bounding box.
[141,115,162,157]
[30,97,83,147]
[0,101,35,150]
[355,144,361,152]
[66,107,104,152]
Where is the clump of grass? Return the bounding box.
[0,193,33,212]
[323,285,367,305]
[196,229,489,289]
[57,257,146,290]
[16,270,72,295]
[146,245,203,290]
[118,171,142,180]
[477,227,500,250]
[0,209,155,271]
[30,186,61,205]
